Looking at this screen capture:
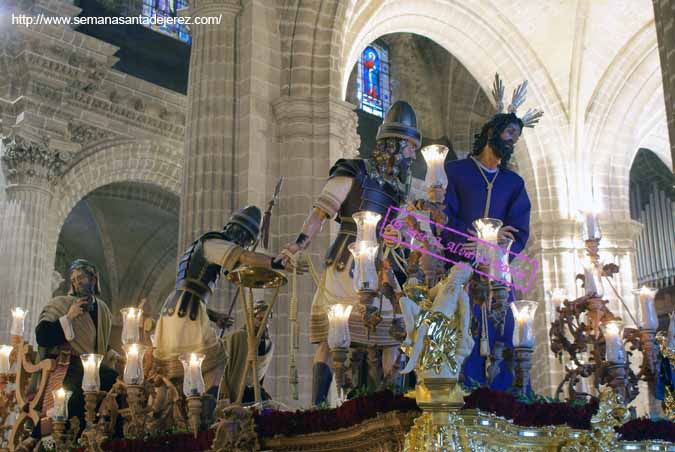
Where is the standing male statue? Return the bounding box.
[277,100,421,405]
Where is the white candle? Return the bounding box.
[80,354,103,392]
[120,307,142,345]
[180,352,205,396]
[51,387,72,421]
[603,320,625,363]
[635,286,658,330]
[327,304,353,349]
[421,144,449,189]
[123,343,146,385]
[511,300,538,348]
[349,241,379,293]
[582,257,603,297]
[577,207,602,241]
[549,288,567,322]
[10,307,27,337]
[0,345,12,374]
[353,211,382,243]
[473,218,502,270]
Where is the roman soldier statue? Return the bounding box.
[277,101,421,405]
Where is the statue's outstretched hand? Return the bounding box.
[273,245,309,275]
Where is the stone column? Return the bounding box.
[0,134,68,340]
[271,96,359,406]
[178,0,242,251]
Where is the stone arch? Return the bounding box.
[45,139,182,280]
[335,0,569,219]
[585,22,666,218]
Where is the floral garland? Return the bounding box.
[462,387,599,429]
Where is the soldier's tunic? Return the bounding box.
[309,158,408,346]
[154,232,245,384]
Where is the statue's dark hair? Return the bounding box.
[471,113,523,169]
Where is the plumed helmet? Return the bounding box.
[225,205,262,240]
[67,259,101,295]
[376,100,421,150]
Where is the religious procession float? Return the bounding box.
[0,75,674,452]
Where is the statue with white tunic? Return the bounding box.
[154,206,296,395]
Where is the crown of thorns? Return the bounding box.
[491,73,544,128]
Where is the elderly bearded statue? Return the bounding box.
[154,206,299,394]
[277,101,421,406]
[34,259,118,436]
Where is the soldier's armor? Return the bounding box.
[325,158,407,272]
[163,231,227,320]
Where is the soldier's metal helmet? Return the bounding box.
[225,205,262,241]
[376,100,421,150]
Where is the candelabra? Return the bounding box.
[549,218,654,404]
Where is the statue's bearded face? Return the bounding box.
[490,122,521,161]
[70,268,96,298]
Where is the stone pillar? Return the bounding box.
[178,0,242,251]
[0,134,68,340]
[653,0,675,174]
[271,96,359,406]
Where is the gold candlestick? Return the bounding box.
[187,395,202,438]
[513,347,534,397]
[84,391,99,427]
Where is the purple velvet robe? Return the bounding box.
[442,157,532,391]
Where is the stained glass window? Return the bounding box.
[357,43,390,118]
[141,0,191,44]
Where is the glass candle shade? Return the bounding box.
[473,218,502,269]
[326,304,353,349]
[489,237,513,283]
[349,241,379,293]
[180,352,205,397]
[81,354,103,392]
[603,320,625,363]
[10,307,27,337]
[634,286,658,330]
[123,343,146,385]
[120,307,143,345]
[511,300,538,348]
[579,209,602,241]
[421,144,449,189]
[51,387,72,421]
[353,211,382,244]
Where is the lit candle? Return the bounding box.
[326,304,353,349]
[578,208,602,241]
[0,345,12,374]
[180,352,205,397]
[353,211,382,243]
[603,320,625,363]
[511,300,538,348]
[123,343,146,385]
[549,288,567,322]
[120,307,143,345]
[421,144,449,189]
[51,387,72,421]
[10,307,27,337]
[489,237,513,282]
[582,257,603,297]
[80,354,103,392]
[634,286,658,330]
[348,241,379,293]
[472,218,502,270]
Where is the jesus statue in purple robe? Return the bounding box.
[441,112,532,391]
